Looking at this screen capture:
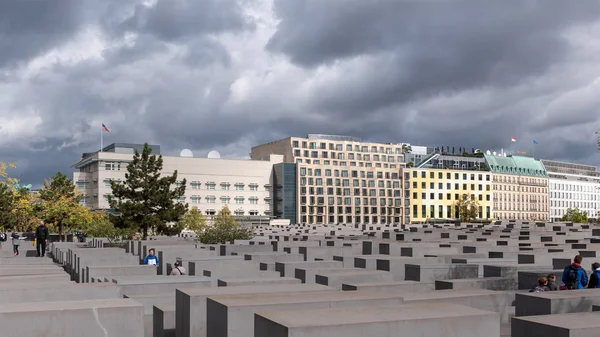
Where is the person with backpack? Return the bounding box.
[562,255,588,290]
[588,263,600,288]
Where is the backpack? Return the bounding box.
[0,232,6,241]
[565,266,579,289]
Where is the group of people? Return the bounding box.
[0,221,49,257]
[531,255,600,292]
[143,248,186,275]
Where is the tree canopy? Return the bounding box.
[453,194,480,222]
[561,208,588,223]
[109,143,188,239]
[197,206,253,244]
[39,172,85,240]
[179,207,207,236]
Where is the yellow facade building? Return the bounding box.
[408,168,493,223]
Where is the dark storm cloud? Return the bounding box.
[0,0,86,68]
[1,0,600,188]
[117,0,254,41]
[267,0,600,113]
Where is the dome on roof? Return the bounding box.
[180,149,193,157]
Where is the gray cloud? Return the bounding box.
[1,0,600,189]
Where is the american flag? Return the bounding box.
[102,123,111,132]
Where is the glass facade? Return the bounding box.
[274,163,297,224]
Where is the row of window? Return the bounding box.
[300,196,402,207]
[295,159,399,169]
[493,203,547,212]
[493,175,547,185]
[413,192,491,202]
[493,185,547,193]
[301,206,402,215]
[495,212,548,221]
[293,140,403,155]
[99,195,265,205]
[412,204,492,220]
[294,149,402,163]
[413,181,490,191]
[552,183,600,192]
[301,178,401,189]
[299,168,400,179]
[551,192,599,200]
[493,193,547,202]
[301,187,401,198]
[551,200,600,209]
[299,215,403,225]
[412,171,491,181]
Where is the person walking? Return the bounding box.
[562,255,588,290]
[35,221,49,257]
[11,229,20,257]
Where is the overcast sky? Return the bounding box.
[2,0,600,187]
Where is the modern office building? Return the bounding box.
[407,150,493,223]
[541,160,600,222]
[251,134,407,225]
[484,154,549,221]
[72,143,281,222]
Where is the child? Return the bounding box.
[11,231,20,257]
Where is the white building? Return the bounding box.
[72,143,282,221]
[542,160,600,222]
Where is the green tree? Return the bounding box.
[561,208,588,223]
[0,184,15,229]
[11,189,40,232]
[197,206,253,244]
[39,172,84,241]
[453,194,480,222]
[402,144,412,154]
[109,143,188,240]
[179,207,207,236]
[81,211,136,243]
[39,172,80,202]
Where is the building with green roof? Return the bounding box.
[483,154,549,221]
[484,154,548,178]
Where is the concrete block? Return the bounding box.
[175,283,332,337]
[207,290,404,337]
[217,277,301,287]
[153,304,176,337]
[515,289,600,317]
[512,312,600,337]
[0,298,144,336]
[254,302,500,337]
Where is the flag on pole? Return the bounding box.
[102,123,111,132]
[511,137,517,142]
[533,140,538,145]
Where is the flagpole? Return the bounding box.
[532,143,535,159]
[100,123,103,152]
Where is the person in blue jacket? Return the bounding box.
[144,248,159,266]
[562,255,588,290]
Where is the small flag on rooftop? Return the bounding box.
[533,140,538,145]
[102,123,111,132]
[511,137,517,142]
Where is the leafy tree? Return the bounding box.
[197,206,253,244]
[406,161,414,168]
[81,211,136,243]
[39,172,84,241]
[109,143,188,240]
[179,207,207,236]
[11,189,40,232]
[43,195,93,241]
[453,194,480,222]
[0,184,15,229]
[401,144,412,154]
[39,172,80,202]
[561,208,588,223]
[0,161,18,187]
